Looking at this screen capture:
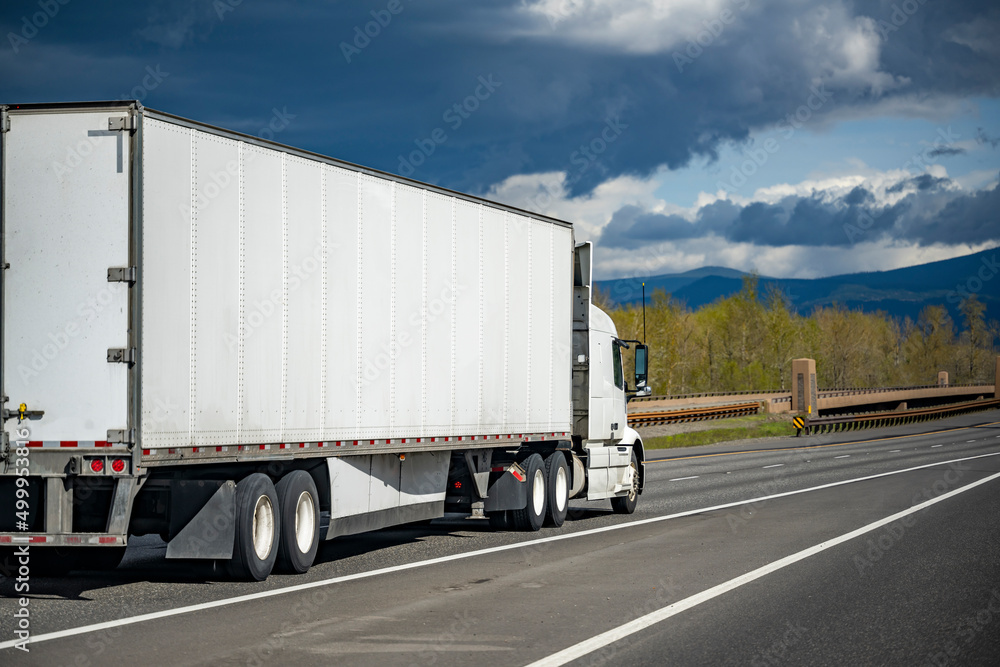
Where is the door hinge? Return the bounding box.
[1,111,9,133]
[107,266,137,285]
[107,348,137,366]
[107,429,136,445]
[108,114,136,133]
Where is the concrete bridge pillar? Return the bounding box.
[938,371,949,387]
[792,358,818,416]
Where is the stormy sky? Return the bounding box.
[2,0,998,279]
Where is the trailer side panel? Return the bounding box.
[140,117,573,453]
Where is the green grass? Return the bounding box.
[643,414,797,450]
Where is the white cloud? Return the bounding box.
[485,169,672,241]
[486,159,995,281]
[518,0,741,54]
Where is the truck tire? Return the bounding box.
[611,449,639,515]
[227,473,280,581]
[275,471,320,574]
[544,453,570,527]
[511,453,547,531]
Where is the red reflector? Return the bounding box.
[491,466,506,472]
[98,537,117,544]
[111,459,126,473]
[0,536,11,543]
[511,470,525,482]
[29,536,46,543]
[90,459,104,473]
[454,481,462,489]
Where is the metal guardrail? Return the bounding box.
[628,402,761,427]
[796,398,1000,435]
[631,390,787,403]
[632,383,993,404]
[817,383,990,398]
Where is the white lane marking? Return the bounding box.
[932,445,943,448]
[528,469,1000,667]
[835,455,850,459]
[890,450,901,453]
[762,464,784,469]
[4,450,1000,651]
[669,476,700,481]
[967,440,976,443]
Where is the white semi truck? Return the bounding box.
[0,101,650,580]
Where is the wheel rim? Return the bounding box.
[555,466,568,512]
[627,462,638,502]
[251,494,275,561]
[294,490,316,553]
[532,469,545,516]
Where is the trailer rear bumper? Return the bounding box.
[0,533,126,547]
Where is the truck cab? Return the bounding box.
[571,243,648,511]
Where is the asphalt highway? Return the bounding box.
[2,410,999,666]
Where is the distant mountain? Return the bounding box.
[596,247,1000,326]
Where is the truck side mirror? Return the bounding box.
[634,344,648,389]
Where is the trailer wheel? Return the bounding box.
[511,453,547,531]
[611,449,639,515]
[544,453,570,527]
[275,471,320,574]
[227,473,280,581]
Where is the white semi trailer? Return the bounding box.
[0,101,650,580]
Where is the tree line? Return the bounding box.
[602,275,999,395]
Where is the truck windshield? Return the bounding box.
[612,341,624,390]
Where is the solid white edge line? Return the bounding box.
[669,476,700,481]
[527,469,1000,667]
[3,449,999,651]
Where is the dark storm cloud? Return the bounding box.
[598,173,1000,248]
[0,0,998,195]
[927,146,966,158]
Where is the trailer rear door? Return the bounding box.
[1,106,132,446]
